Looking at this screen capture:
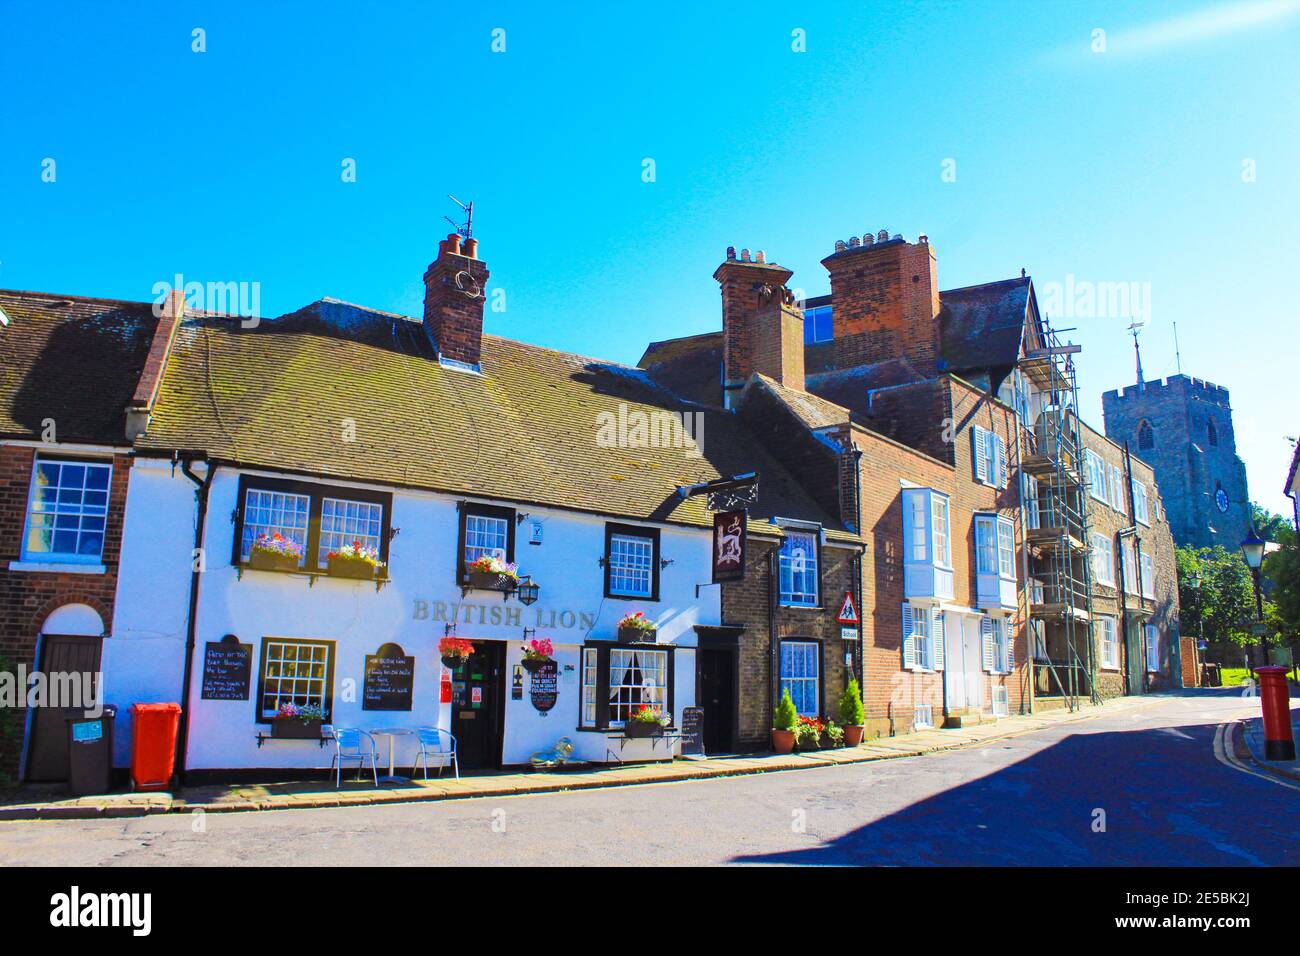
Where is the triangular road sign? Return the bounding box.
[836,591,860,624]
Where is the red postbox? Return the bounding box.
[1252,666,1296,761]
[130,702,182,791]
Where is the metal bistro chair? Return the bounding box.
[413,727,459,780]
[327,726,380,788]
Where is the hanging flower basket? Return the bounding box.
[521,637,554,673]
[438,637,474,670]
[249,533,302,572]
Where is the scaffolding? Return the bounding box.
[1018,320,1098,710]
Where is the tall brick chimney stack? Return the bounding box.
[423,232,490,368]
[714,247,805,408]
[821,231,940,376]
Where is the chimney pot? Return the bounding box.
[755,250,766,264]
[848,236,860,249]
[446,233,463,256]
[863,233,874,246]
[877,229,889,243]
[919,234,928,245]
[740,248,751,262]
[726,246,736,260]
[834,240,847,253]
[463,237,478,259]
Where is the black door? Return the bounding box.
[451,642,505,770]
[698,647,735,754]
[26,634,103,782]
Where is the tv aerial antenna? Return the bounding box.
[444,195,474,240]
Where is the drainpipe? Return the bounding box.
[768,547,779,723]
[174,456,215,787]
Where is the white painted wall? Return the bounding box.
[110,460,717,770]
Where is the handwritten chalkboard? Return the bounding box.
[363,643,415,711]
[529,660,558,714]
[681,706,705,757]
[201,635,252,701]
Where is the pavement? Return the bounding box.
[0,693,1166,821]
[0,689,1292,866]
[1237,694,1300,783]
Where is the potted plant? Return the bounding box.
[772,688,797,754]
[624,704,668,738]
[249,532,303,572]
[616,611,657,643]
[326,540,384,580]
[466,555,519,591]
[520,637,554,673]
[824,720,845,748]
[270,702,324,739]
[438,636,474,670]
[795,714,825,751]
[838,678,866,746]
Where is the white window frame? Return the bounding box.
[991,617,1010,674]
[607,647,669,727]
[464,512,510,567]
[317,496,384,566]
[1022,473,1040,530]
[780,640,821,718]
[608,531,655,598]
[1098,616,1119,670]
[931,494,951,569]
[975,514,999,576]
[1122,538,1139,595]
[972,426,1006,488]
[259,638,333,721]
[1140,551,1155,599]
[1085,450,1107,503]
[907,490,930,563]
[1132,480,1150,526]
[20,457,113,565]
[778,529,820,607]
[1108,464,1124,512]
[913,607,933,670]
[1145,625,1160,673]
[1091,533,1115,586]
[240,487,311,566]
[581,647,599,726]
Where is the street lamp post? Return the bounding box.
[1241,526,1267,665]
[1190,571,1204,684]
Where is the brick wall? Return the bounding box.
[722,536,858,750]
[0,444,129,780]
[423,239,490,367]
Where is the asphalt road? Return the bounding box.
[0,690,1294,866]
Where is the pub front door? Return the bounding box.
[450,641,506,770]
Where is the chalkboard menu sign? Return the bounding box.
[363,642,415,711]
[201,635,252,701]
[529,660,558,714]
[680,706,705,757]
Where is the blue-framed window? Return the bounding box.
[778,530,819,606]
[803,305,833,344]
[780,640,820,717]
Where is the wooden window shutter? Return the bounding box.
[971,427,987,484]
[901,603,915,669]
[1004,620,1014,672]
[931,608,945,670]
[981,616,995,671]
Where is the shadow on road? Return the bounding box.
[732,712,1297,867]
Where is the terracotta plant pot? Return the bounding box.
[271,718,322,740]
[249,550,300,573]
[843,724,865,746]
[771,729,795,754]
[624,720,664,738]
[328,555,377,580]
[618,625,656,644]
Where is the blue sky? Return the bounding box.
[3,0,1298,514]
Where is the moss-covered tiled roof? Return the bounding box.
[137,299,855,540]
[0,289,159,444]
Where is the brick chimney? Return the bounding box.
[714,247,805,408]
[126,288,186,440]
[423,232,490,369]
[821,231,939,375]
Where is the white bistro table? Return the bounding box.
[368,727,414,784]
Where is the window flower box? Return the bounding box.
[625,704,668,737]
[616,611,657,644]
[249,533,303,572]
[466,555,519,592]
[326,541,382,580]
[270,703,325,739]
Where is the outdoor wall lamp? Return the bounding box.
[516,575,540,606]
